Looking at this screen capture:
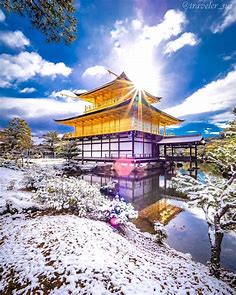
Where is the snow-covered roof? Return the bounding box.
[157,134,203,145]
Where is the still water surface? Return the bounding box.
[81,169,236,272]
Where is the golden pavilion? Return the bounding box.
[56,72,202,165]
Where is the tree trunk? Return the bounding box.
[208,217,224,278]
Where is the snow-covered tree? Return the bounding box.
[206,109,236,176]
[172,172,236,278]
[42,131,61,157]
[60,139,81,161]
[3,118,32,166]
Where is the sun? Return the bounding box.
[123,43,161,94]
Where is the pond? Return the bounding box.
[80,169,236,273]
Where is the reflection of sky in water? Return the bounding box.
[81,171,236,273]
[166,199,236,272]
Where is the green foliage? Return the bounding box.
[0,0,77,44]
[206,109,236,176]
[60,139,81,161]
[42,131,61,156]
[4,117,32,157]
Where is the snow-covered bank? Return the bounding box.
[0,166,235,294]
[0,214,234,295]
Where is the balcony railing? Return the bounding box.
[64,124,163,139]
[84,97,127,113]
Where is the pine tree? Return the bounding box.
[42,131,61,157]
[0,0,77,44]
[4,117,32,165]
[206,108,236,176]
[60,139,81,161]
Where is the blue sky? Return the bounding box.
[0,0,235,138]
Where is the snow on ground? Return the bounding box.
[28,158,66,166]
[0,166,235,294]
[0,167,36,214]
[0,214,234,295]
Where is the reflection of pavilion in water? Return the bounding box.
[81,170,173,205]
[81,169,184,232]
[133,199,183,233]
[88,167,183,197]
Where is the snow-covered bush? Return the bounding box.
[101,195,138,223]
[100,181,119,196]
[23,167,137,222]
[0,159,23,170]
[5,197,42,214]
[153,222,168,244]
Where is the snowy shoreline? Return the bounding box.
[0,166,235,294]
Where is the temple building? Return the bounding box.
[55,72,202,165]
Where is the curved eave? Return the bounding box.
[55,99,131,124]
[75,72,161,104]
[55,96,182,126]
[142,97,184,124]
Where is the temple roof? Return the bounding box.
[55,96,183,125]
[75,71,161,105]
[157,134,203,145]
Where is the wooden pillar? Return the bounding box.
[164,124,166,136]
[91,138,93,158]
[81,139,84,164]
[164,145,167,159]
[118,134,120,158]
[190,146,192,170]
[156,144,160,159]
[109,136,111,158]
[132,132,135,158]
[195,145,198,169]
[142,133,145,157]
[157,122,160,135]
[101,136,103,158]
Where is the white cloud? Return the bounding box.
[102,9,197,96]
[19,87,36,93]
[82,65,108,80]
[210,110,235,123]
[131,19,142,30]
[223,49,236,61]
[164,32,199,55]
[0,9,5,22]
[110,20,128,40]
[141,9,187,47]
[0,97,87,120]
[0,51,72,88]
[214,122,230,129]
[83,9,196,96]
[74,89,87,95]
[0,30,30,49]
[50,89,87,103]
[204,129,219,135]
[164,68,236,117]
[212,0,236,33]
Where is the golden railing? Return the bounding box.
[64,125,161,138]
[84,97,127,113]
